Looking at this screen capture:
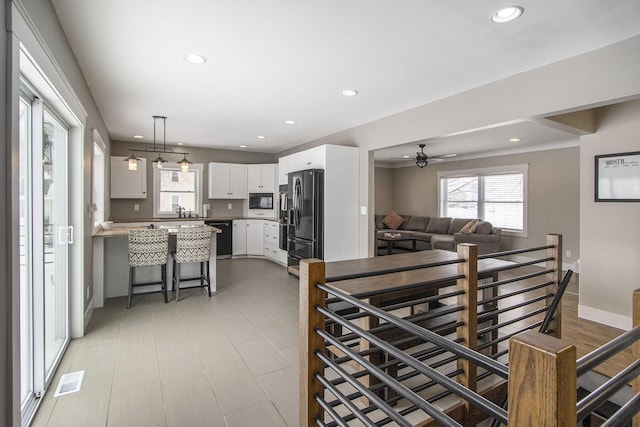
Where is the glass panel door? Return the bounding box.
[19,97,33,410]
[42,109,69,381]
[19,93,70,425]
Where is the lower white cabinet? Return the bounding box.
[232,219,286,265]
[246,219,264,256]
[233,220,247,255]
[263,221,286,265]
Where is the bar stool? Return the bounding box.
[172,226,213,301]
[127,228,169,309]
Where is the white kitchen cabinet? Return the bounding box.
[286,145,326,173]
[110,156,147,198]
[208,163,248,199]
[278,155,290,185]
[246,219,264,255]
[263,220,286,265]
[232,219,247,255]
[248,164,276,193]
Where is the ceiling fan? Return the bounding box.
[414,144,456,168]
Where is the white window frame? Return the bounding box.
[91,130,106,233]
[152,163,204,217]
[438,164,528,237]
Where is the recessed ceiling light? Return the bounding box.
[284,120,297,125]
[491,6,524,23]
[402,155,411,159]
[133,135,144,139]
[239,145,247,148]
[341,89,358,97]
[509,137,522,142]
[183,53,206,64]
[177,142,184,146]
[257,135,267,139]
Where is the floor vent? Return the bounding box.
[54,370,85,397]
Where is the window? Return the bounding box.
[153,163,203,217]
[439,164,528,235]
[91,131,106,232]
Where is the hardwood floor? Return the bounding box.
[561,291,633,378]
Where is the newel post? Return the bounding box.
[508,331,576,427]
[546,234,563,337]
[457,243,478,426]
[633,289,640,427]
[299,259,327,427]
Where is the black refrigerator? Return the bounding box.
[287,169,323,268]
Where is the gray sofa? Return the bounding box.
[375,214,502,255]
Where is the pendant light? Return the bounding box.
[151,115,167,168]
[125,152,140,171]
[126,115,192,171]
[180,155,193,172]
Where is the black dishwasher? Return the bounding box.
[205,220,232,258]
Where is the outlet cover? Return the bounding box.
[227,203,232,210]
[133,203,139,211]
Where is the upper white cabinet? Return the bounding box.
[278,145,327,184]
[208,163,248,199]
[248,164,276,193]
[110,156,147,199]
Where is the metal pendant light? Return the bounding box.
[151,115,167,168]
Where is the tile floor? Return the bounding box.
[32,258,301,427]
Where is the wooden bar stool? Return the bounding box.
[172,226,213,302]
[127,228,169,309]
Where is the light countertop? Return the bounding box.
[94,225,222,238]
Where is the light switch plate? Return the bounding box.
[360,206,367,215]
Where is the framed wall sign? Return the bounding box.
[595,151,640,202]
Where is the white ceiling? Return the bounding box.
[50,0,640,157]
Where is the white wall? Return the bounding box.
[579,100,640,330]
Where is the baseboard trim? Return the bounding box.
[83,298,95,335]
[578,304,632,331]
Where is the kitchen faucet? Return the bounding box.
[176,205,186,218]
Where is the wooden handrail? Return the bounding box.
[508,331,577,426]
[299,259,326,427]
[457,243,479,426]
[299,235,567,426]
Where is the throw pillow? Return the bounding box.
[382,211,404,230]
[459,219,480,234]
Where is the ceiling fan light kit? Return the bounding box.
[416,144,428,168]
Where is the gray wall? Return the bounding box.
[110,140,277,219]
[579,100,640,328]
[374,167,394,214]
[376,147,581,266]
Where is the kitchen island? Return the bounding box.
[93,222,221,307]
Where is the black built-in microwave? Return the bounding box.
[249,193,273,210]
